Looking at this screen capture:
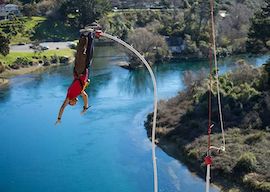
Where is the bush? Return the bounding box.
[59,56,69,64]
[230,60,261,86]
[243,173,270,192]
[182,34,199,55]
[43,56,51,66]
[233,152,257,175]
[241,111,262,129]
[187,148,199,159]
[22,4,39,17]
[9,64,20,70]
[38,60,43,65]
[245,132,265,144]
[228,189,240,192]
[50,55,60,64]
[13,57,32,68]
[127,28,170,67]
[259,182,270,192]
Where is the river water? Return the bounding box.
[0,46,269,192]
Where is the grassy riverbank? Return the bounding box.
[145,60,270,192]
[0,49,75,87]
[0,49,74,65]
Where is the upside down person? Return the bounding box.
[56,28,101,124]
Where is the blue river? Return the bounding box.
[0,46,269,192]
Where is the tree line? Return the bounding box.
[0,0,269,65]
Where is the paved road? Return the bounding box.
[10,41,74,52]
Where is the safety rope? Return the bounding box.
[210,0,226,152]
[205,1,226,192]
[205,4,214,190]
[208,32,213,153]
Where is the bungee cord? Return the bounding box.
[83,4,227,189]
[100,32,159,192]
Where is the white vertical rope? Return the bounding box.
[210,0,226,152]
[206,164,211,192]
[101,32,159,192]
[205,1,227,192]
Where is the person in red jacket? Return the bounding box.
[56,26,102,124]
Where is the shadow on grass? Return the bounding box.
[31,19,79,42]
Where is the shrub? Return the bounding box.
[259,182,270,192]
[243,173,270,192]
[13,57,32,68]
[182,34,199,55]
[50,55,60,64]
[244,132,265,144]
[22,3,39,17]
[43,57,51,66]
[127,28,170,67]
[241,111,262,129]
[187,148,199,159]
[59,56,69,64]
[233,152,257,175]
[9,64,20,70]
[229,60,261,86]
[38,60,43,65]
[228,189,240,192]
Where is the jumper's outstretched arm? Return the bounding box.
[55,98,69,125]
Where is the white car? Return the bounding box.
[41,46,49,50]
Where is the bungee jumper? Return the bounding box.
[54,25,160,192]
[55,23,102,125]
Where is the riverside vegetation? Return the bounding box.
[145,60,270,192]
[1,0,269,70]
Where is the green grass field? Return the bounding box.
[0,49,74,65]
[0,16,78,45]
[0,17,46,45]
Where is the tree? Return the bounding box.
[22,3,39,17]
[0,32,10,56]
[127,28,170,68]
[59,0,111,28]
[246,0,270,53]
[107,14,131,40]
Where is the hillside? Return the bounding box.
[145,60,270,192]
[99,0,269,66]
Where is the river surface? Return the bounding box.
[0,46,269,192]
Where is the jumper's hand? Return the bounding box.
[55,118,61,125]
[81,106,90,115]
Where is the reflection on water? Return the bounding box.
[0,84,11,102]
[12,75,44,89]
[88,72,113,97]
[118,68,152,96]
